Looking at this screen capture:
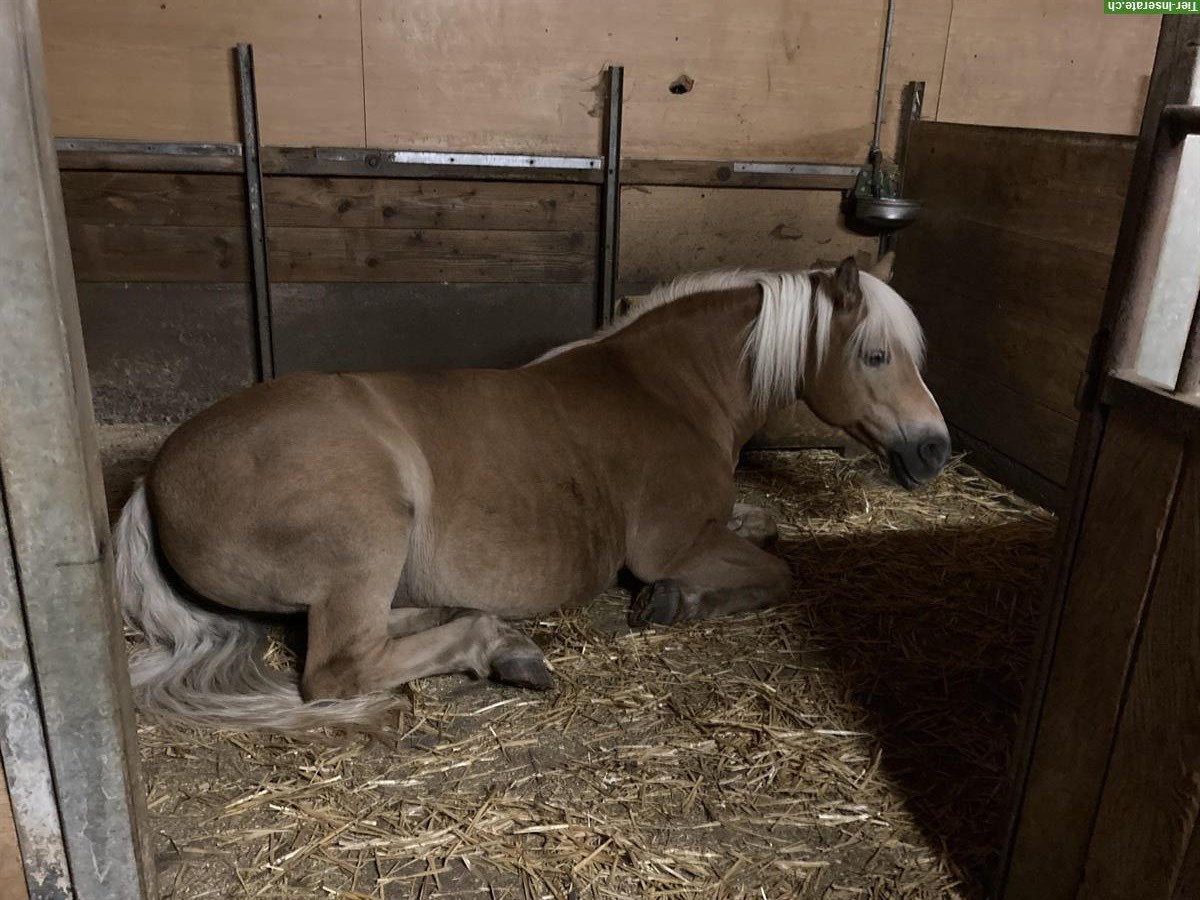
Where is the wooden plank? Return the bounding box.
[0,766,28,900]
[1004,408,1185,900]
[895,121,1134,488]
[1078,438,1200,899]
[912,258,1095,421]
[618,185,875,283]
[900,213,1113,359]
[41,0,365,146]
[60,171,245,226]
[622,159,856,190]
[937,0,1158,135]
[924,356,1078,486]
[77,283,257,423]
[905,123,1136,256]
[362,0,951,159]
[66,222,249,282]
[264,177,599,231]
[1175,816,1200,900]
[57,151,244,174]
[272,282,594,374]
[268,226,595,283]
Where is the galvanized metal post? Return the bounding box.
[879,80,924,258]
[237,43,276,381]
[0,1,155,897]
[597,65,624,329]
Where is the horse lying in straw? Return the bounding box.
[115,254,949,730]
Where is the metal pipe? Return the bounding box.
[870,0,897,190]
[597,65,624,329]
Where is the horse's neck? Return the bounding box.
[611,288,769,453]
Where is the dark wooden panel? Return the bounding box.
[268,227,595,283]
[67,222,249,282]
[895,121,1134,493]
[1080,439,1199,899]
[264,177,598,231]
[907,124,1135,255]
[60,171,245,226]
[77,283,256,422]
[946,427,1063,513]
[56,150,244,174]
[1005,408,1185,900]
[925,355,1078,486]
[272,282,594,374]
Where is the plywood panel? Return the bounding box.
[618,186,874,283]
[265,178,599,231]
[268,227,595,283]
[1078,439,1199,899]
[40,0,365,145]
[1004,408,1185,900]
[937,0,1158,135]
[362,0,952,159]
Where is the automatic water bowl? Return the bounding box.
[847,166,921,232]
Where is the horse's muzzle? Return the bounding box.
[888,428,951,489]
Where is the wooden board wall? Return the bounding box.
[39,0,1157,152]
[937,0,1159,136]
[894,121,1137,508]
[40,0,366,146]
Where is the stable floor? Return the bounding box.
[100,425,1054,900]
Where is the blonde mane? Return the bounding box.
[532,267,925,411]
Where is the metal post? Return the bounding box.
[236,44,275,380]
[0,1,155,897]
[597,65,624,329]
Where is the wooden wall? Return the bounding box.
[894,122,1138,508]
[40,0,1158,155]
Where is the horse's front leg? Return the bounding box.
[726,502,779,548]
[628,524,792,627]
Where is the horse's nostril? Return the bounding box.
[919,437,949,468]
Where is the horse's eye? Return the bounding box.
[864,350,889,368]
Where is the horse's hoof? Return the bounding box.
[629,579,682,627]
[491,653,554,691]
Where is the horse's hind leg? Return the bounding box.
[628,524,791,627]
[305,591,552,700]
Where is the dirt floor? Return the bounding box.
[100,424,1055,900]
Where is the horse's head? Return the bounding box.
[803,254,950,489]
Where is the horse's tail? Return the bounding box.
[114,481,402,730]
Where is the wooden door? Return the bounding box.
[1001,17,1200,900]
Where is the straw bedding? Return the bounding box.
[99,424,1055,900]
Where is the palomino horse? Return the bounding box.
[114,254,949,729]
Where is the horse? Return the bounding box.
[113,254,949,730]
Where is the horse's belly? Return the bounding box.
[411,510,623,616]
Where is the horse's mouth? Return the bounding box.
[888,451,920,490]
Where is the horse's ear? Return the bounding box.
[833,256,863,310]
[868,251,896,284]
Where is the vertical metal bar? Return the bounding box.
[0,1,155,897]
[236,44,275,380]
[597,65,624,329]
